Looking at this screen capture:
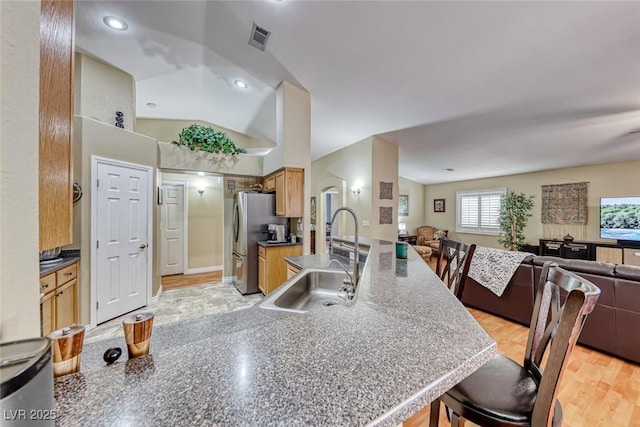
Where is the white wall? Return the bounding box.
[0,0,41,341]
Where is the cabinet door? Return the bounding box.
[41,291,56,337]
[286,264,300,280]
[284,169,304,217]
[275,172,285,216]
[55,279,77,329]
[258,256,267,294]
[596,246,623,264]
[623,248,640,267]
[39,0,74,250]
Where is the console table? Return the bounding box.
[398,234,417,245]
[539,239,640,266]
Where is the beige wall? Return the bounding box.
[161,172,224,271]
[399,176,425,235]
[136,118,274,150]
[72,117,160,325]
[158,142,263,177]
[264,81,312,254]
[424,160,640,249]
[370,136,399,242]
[74,53,135,131]
[311,137,373,252]
[0,0,41,341]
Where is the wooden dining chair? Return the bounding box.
[429,261,601,427]
[435,238,476,300]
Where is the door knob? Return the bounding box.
[139,244,148,249]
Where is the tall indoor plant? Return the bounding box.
[498,190,535,251]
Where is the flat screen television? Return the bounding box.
[600,196,640,243]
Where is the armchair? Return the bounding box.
[414,226,448,261]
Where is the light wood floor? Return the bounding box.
[406,307,640,427]
[161,271,222,290]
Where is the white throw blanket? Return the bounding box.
[468,246,531,297]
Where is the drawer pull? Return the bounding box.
[66,272,73,276]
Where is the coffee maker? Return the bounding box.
[267,223,286,242]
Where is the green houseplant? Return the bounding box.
[498,190,535,251]
[172,124,247,155]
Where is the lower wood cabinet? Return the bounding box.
[286,262,301,280]
[40,261,79,336]
[258,245,302,295]
[596,246,623,264]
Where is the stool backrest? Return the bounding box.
[436,238,476,299]
[526,262,600,426]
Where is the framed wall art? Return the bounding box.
[434,198,445,213]
[398,195,409,216]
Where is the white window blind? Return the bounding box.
[456,189,506,235]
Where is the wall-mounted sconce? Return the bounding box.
[351,186,361,196]
[197,184,206,197]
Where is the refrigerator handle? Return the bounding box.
[233,201,239,242]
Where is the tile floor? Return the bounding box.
[84,281,263,344]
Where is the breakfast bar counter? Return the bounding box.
[54,239,496,426]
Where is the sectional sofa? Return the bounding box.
[462,255,640,364]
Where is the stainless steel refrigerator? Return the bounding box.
[232,191,287,294]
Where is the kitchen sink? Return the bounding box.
[260,269,352,313]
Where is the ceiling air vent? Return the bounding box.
[249,22,271,51]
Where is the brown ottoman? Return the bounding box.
[413,245,433,262]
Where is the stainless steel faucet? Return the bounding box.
[329,207,360,288]
[326,259,356,300]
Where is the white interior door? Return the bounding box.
[160,182,185,276]
[95,160,151,324]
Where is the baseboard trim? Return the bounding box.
[152,285,163,303]
[185,265,223,275]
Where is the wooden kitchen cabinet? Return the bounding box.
[258,244,303,295]
[261,167,304,217]
[40,261,79,336]
[39,0,75,251]
[286,262,301,280]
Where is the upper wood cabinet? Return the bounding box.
[262,167,303,217]
[39,0,75,250]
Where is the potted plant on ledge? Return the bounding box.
[498,190,535,251]
[172,123,247,161]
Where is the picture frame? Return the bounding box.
[434,198,445,213]
[310,196,316,225]
[398,194,409,216]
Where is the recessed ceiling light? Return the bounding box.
[146,102,157,108]
[234,79,248,89]
[103,16,128,31]
[198,172,205,176]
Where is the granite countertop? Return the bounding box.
[257,240,303,248]
[54,239,496,426]
[39,249,80,277]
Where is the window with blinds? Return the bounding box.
[456,189,506,235]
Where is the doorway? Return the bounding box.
[91,157,153,325]
[160,181,186,276]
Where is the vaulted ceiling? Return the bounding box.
[76,1,640,184]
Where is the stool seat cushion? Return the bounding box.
[445,354,562,426]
